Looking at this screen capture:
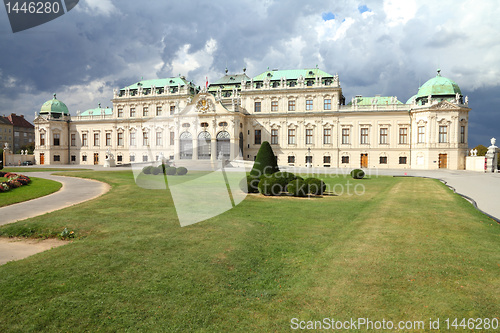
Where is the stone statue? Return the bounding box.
[455,92,460,104]
[4,142,9,150]
[465,96,468,104]
[427,95,432,104]
[491,138,496,147]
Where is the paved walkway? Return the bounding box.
[0,172,110,226]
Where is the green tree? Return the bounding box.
[473,145,487,156]
[249,141,279,178]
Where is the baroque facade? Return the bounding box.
[34,68,470,170]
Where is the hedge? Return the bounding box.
[350,169,365,179]
[287,179,308,197]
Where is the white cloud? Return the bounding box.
[76,0,118,16]
[383,0,417,27]
[170,38,218,83]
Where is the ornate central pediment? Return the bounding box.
[195,94,215,113]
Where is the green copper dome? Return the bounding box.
[416,70,461,99]
[40,94,69,115]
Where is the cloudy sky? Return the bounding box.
[0,0,498,147]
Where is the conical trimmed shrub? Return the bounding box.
[249,141,279,178]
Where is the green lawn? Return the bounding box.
[0,177,62,208]
[0,171,499,332]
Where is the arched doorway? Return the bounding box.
[179,132,193,159]
[198,131,211,159]
[216,131,230,159]
[239,132,244,157]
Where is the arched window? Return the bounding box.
[179,132,193,159]
[198,132,211,159]
[216,131,230,159]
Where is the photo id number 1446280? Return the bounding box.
[5,2,61,14]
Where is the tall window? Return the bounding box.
[106,132,111,146]
[460,126,465,144]
[324,99,331,110]
[288,129,296,144]
[306,129,313,144]
[323,128,331,144]
[342,156,349,164]
[170,105,175,115]
[130,155,135,162]
[53,133,60,146]
[399,156,407,164]
[71,134,76,146]
[380,156,388,164]
[117,108,123,117]
[306,99,313,110]
[271,101,278,112]
[117,133,124,146]
[342,128,350,144]
[288,100,295,111]
[271,129,278,145]
[254,130,262,144]
[130,132,136,146]
[379,128,388,144]
[82,133,88,146]
[93,133,99,146]
[399,128,408,144]
[130,108,136,117]
[324,156,331,164]
[288,156,295,163]
[439,126,448,143]
[418,126,425,143]
[254,101,261,113]
[143,107,149,116]
[360,128,369,144]
[143,132,149,146]
[40,133,45,146]
[156,132,162,146]
[170,131,175,145]
[156,106,162,116]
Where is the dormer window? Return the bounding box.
[289,81,296,87]
[272,81,279,88]
[308,71,314,75]
[307,80,313,86]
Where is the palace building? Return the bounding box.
[34,68,470,169]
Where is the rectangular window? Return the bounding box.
[170,132,175,145]
[40,133,45,146]
[82,155,87,162]
[360,128,369,144]
[156,106,162,116]
[271,101,278,112]
[170,105,175,115]
[53,133,60,146]
[342,156,349,164]
[54,155,60,162]
[271,129,278,145]
[130,155,135,162]
[71,133,76,146]
[130,132,136,146]
[288,129,296,144]
[94,133,99,146]
[254,101,261,113]
[379,128,388,144]
[380,156,388,164]
[143,155,148,162]
[288,100,295,111]
[118,108,123,117]
[143,107,149,116]
[71,155,76,162]
[143,132,149,146]
[288,156,295,163]
[117,155,123,162]
[117,132,124,146]
[254,130,262,145]
[342,128,350,144]
[106,132,111,146]
[323,128,331,144]
[130,108,136,117]
[306,129,313,144]
[418,126,425,143]
[399,128,408,144]
[156,132,162,146]
[460,126,465,144]
[82,133,88,147]
[399,156,407,164]
[324,99,331,110]
[306,99,313,110]
[305,156,312,164]
[323,156,331,164]
[439,126,448,143]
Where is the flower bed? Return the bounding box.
[0,172,31,193]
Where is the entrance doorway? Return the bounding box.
[94,153,99,165]
[40,153,44,165]
[360,153,368,168]
[439,154,447,169]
